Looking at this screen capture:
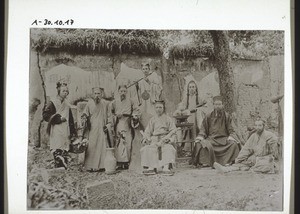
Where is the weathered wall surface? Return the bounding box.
[29,50,284,146]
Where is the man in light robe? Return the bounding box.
[213,118,279,173]
[137,61,163,126]
[175,80,206,155]
[111,85,140,170]
[140,100,177,176]
[43,82,76,169]
[192,96,240,168]
[82,87,112,172]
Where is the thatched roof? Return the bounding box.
[31,29,163,56]
[31,29,283,60]
[31,29,215,58]
[170,43,214,59]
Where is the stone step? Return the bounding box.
[85,179,118,209]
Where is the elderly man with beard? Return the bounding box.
[43,82,76,169]
[81,87,112,172]
[191,96,240,168]
[111,85,140,170]
[213,118,279,173]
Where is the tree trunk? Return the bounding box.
[209,30,236,114]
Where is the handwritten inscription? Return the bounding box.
[31,19,74,26]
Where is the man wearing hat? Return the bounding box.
[191,95,240,168]
[81,87,112,172]
[140,100,178,176]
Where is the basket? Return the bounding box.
[69,138,89,154]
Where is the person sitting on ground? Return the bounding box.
[213,117,279,174]
[140,100,178,176]
[191,95,240,168]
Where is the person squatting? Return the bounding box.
[43,62,280,176]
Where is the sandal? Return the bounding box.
[142,169,156,175]
[160,170,174,176]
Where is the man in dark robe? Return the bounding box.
[43,82,76,169]
[191,96,240,167]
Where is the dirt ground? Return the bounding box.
[27,144,283,211]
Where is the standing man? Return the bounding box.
[43,82,76,169]
[140,100,177,176]
[213,118,279,173]
[137,61,163,126]
[81,87,112,172]
[192,96,240,167]
[111,84,140,170]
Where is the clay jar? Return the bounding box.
[104,148,117,174]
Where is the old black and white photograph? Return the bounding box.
[27,28,285,211]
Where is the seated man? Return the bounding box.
[191,96,240,167]
[140,100,178,176]
[214,118,279,174]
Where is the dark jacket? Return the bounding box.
[43,101,76,136]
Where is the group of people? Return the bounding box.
[42,61,280,176]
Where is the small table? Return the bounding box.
[174,115,195,158]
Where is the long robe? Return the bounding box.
[192,109,240,166]
[129,129,143,172]
[140,114,177,168]
[83,98,111,170]
[234,130,278,171]
[179,94,206,151]
[43,96,76,152]
[138,72,162,126]
[111,97,140,163]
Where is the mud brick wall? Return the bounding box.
[29,49,284,147]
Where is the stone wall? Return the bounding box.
[29,50,284,146]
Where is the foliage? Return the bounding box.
[228,30,284,59]
[192,30,284,60]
